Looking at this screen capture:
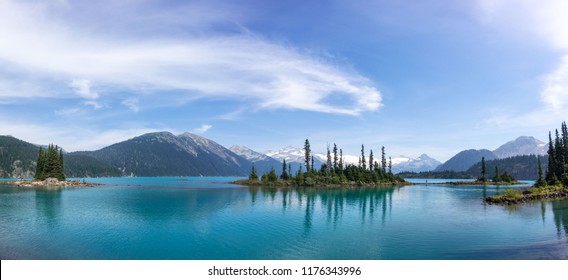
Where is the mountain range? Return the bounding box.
[229,145,282,175]
[74,132,251,177]
[391,154,442,174]
[434,136,547,172]
[0,133,550,178]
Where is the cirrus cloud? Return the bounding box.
[0,0,382,116]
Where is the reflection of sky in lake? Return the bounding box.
[0,178,566,259]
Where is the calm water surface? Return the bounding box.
[0,177,567,259]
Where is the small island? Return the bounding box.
[445,157,523,185]
[7,144,101,188]
[234,140,408,188]
[485,122,568,205]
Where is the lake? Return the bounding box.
[0,177,567,259]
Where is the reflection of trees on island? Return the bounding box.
[551,200,568,238]
[256,187,397,233]
[35,187,63,226]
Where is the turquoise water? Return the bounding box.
[0,177,567,260]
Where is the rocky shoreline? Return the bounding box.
[5,178,103,188]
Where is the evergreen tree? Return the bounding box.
[267,167,278,183]
[58,147,65,181]
[381,146,387,173]
[555,129,563,179]
[563,122,568,164]
[249,163,259,181]
[280,159,289,180]
[369,149,374,171]
[361,144,366,170]
[326,145,332,173]
[34,144,65,181]
[333,143,338,173]
[339,149,344,172]
[546,131,556,183]
[492,165,499,182]
[304,139,311,172]
[388,156,392,174]
[311,156,315,173]
[34,147,45,180]
[536,155,545,187]
[296,165,304,185]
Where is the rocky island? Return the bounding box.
[6,177,102,188]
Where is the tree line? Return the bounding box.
[34,144,65,181]
[539,121,568,187]
[248,139,404,186]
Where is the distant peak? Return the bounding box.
[229,145,252,152]
[178,132,199,138]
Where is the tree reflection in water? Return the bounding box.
[255,186,397,233]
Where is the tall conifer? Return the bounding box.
[304,139,311,172]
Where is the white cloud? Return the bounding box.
[121,98,140,113]
[475,0,568,127]
[69,79,99,99]
[541,55,568,112]
[0,115,166,151]
[192,124,212,134]
[84,100,103,110]
[0,0,382,116]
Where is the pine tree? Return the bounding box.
[339,149,344,172]
[361,144,366,170]
[536,155,545,187]
[326,145,332,173]
[546,131,556,183]
[388,156,392,174]
[492,165,499,182]
[304,139,311,172]
[249,163,259,181]
[58,147,65,181]
[562,122,568,165]
[296,165,304,185]
[34,147,45,180]
[333,143,338,173]
[267,167,278,183]
[555,129,563,178]
[280,159,289,180]
[311,156,315,173]
[35,144,65,181]
[369,149,374,171]
[381,146,387,173]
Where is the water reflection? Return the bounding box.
[255,187,397,233]
[34,187,63,225]
[551,200,568,238]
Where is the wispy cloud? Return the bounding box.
[0,0,382,116]
[69,79,99,100]
[121,98,140,113]
[192,124,212,134]
[476,0,568,128]
[0,115,168,151]
[541,55,568,112]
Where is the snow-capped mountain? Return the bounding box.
[230,145,271,162]
[493,136,547,158]
[391,154,442,173]
[265,146,324,169]
[230,145,282,175]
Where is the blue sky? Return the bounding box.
[1,0,568,162]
